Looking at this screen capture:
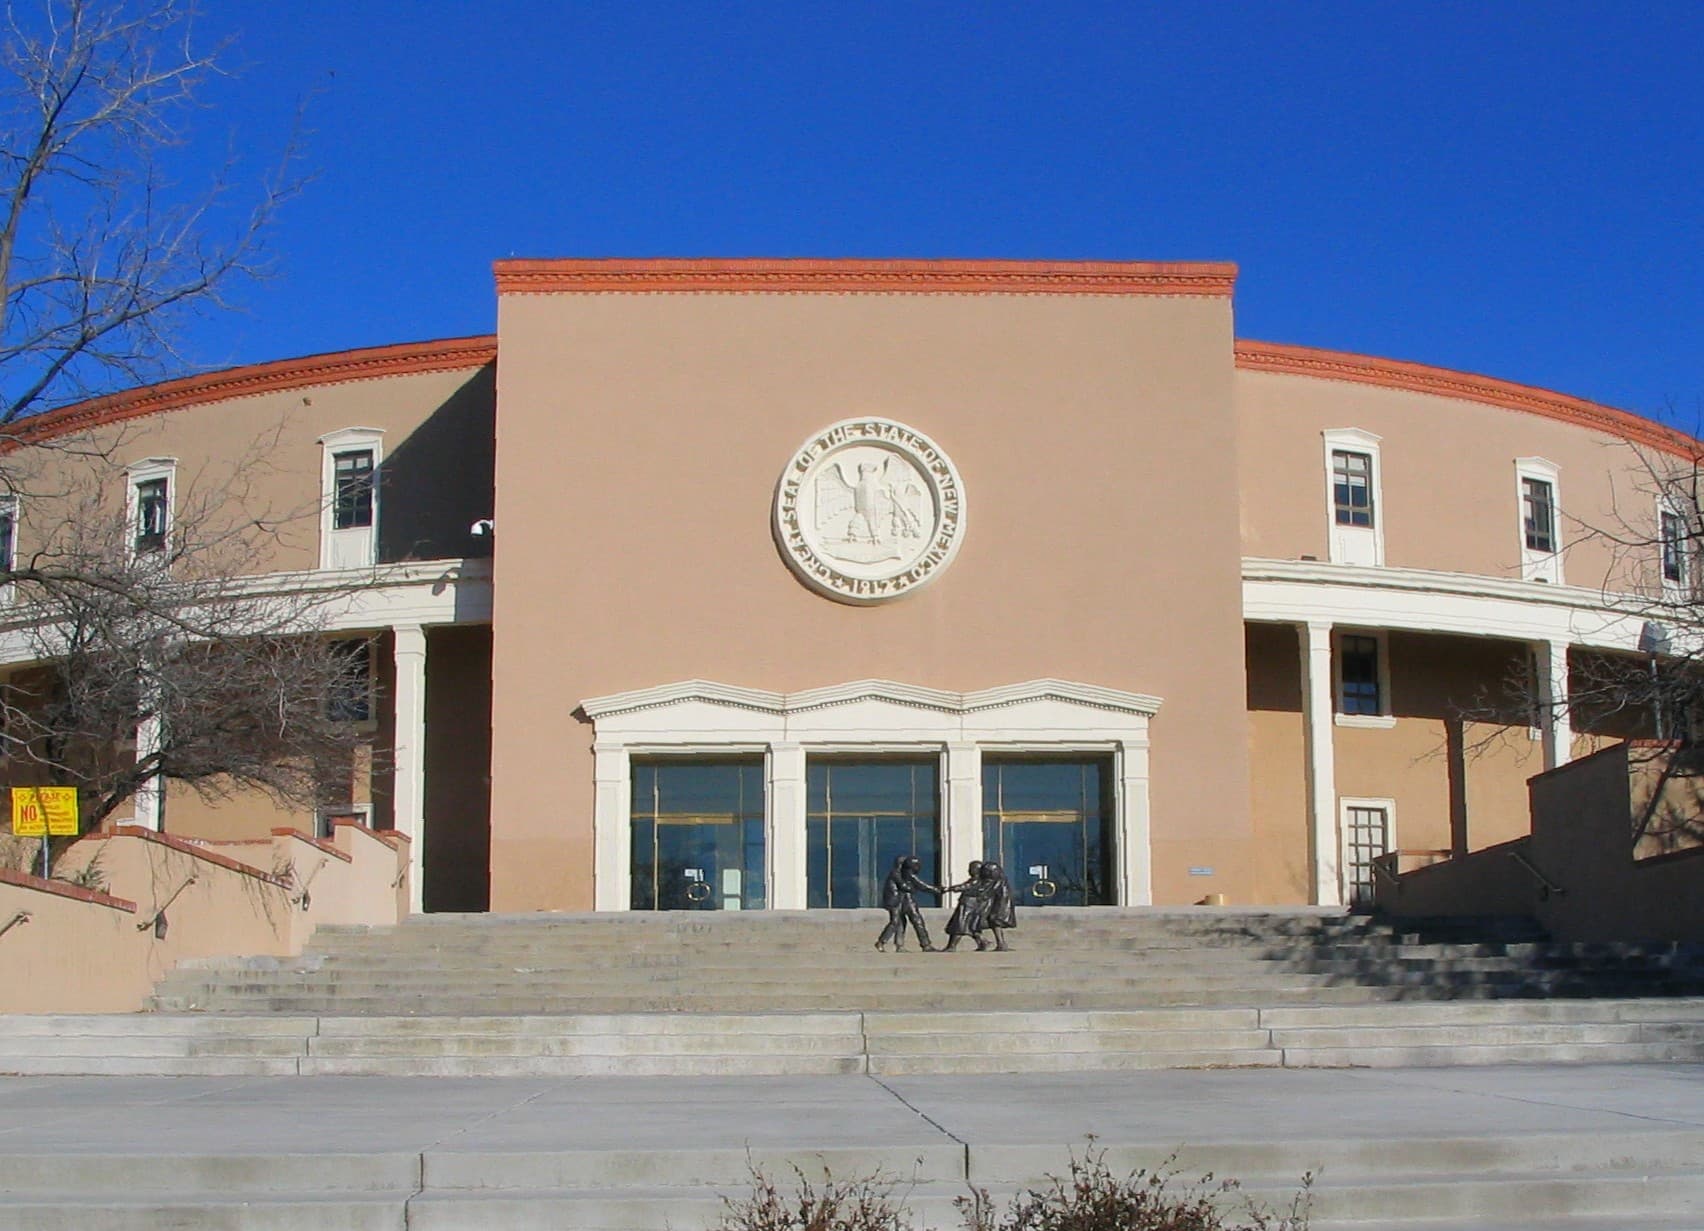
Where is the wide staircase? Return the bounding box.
[5,909,1704,1230]
[7,907,1702,1077]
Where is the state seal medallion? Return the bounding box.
[774,417,967,604]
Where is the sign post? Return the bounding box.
[11,787,80,878]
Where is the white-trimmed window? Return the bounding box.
[1334,629,1394,727]
[1660,501,1692,596]
[1322,428,1384,566]
[318,428,383,569]
[1515,458,1562,583]
[1339,797,1395,909]
[125,458,176,557]
[0,494,16,601]
[315,802,373,841]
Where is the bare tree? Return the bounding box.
[0,2,367,856]
[0,0,300,425]
[1,442,376,831]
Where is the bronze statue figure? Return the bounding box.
[874,855,941,952]
[978,860,1016,952]
[941,860,986,951]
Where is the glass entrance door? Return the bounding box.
[982,758,1114,906]
[806,759,941,908]
[631,760,766,910]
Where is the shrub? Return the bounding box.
[959,1144,1311,1231]
[717,1145,1311,1231]
[717,1163,917,1231]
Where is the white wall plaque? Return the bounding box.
[773,417,967,604]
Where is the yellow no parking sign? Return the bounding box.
[11,786,79,837]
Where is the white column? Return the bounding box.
[943,742,982,887]
[767,742,807,910]
[592,742,631,911]
[1300,621,1342,906]
[1535,638,1573,772]
[131,709,163,831]
[391,624,428,913]
[1117,738,1153,905]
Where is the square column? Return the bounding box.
[943,742,982,886]
[1117,739,1153,905]
[1534,639,1573,772]
[1299,620,1342,906]
[131,708,163,831]
[767,742,807,909]
[391,624,428,913]
[592,742,631,911]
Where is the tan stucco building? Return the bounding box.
[3,259,1692,915]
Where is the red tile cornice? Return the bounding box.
[5,335,498,449]
[1236,340,1703,460]
[0,865,136,912]
[493,257,1238,297]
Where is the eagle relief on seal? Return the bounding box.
[773,418,966,604]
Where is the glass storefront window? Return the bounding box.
[982,757,1114,906]
[806,759,941,908]
[631,759,766,910]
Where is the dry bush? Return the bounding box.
[959,1145,1311,1231]
[717,1163,917,1231]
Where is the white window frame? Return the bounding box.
[1322,428,1384,566]
[315,801,373,841]
[1659,495,1692,600]
[125,457,177,559]
[318,427,384,570]
[1514,457,1563,584]
[1339,796,1396,909]
[1333,628,1395,728]
[0,493,17,605]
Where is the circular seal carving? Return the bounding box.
[773,417,967,604]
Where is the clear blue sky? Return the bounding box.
[183,1,1704,424]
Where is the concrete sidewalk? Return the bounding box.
[0,1065,1701,1228]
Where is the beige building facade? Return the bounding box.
[2,259,1692,916]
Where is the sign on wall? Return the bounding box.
[11,786,80,837]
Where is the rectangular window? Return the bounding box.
[1522,477,1556,553]
[0,497,15,574]
[332,450,375,530]
[134,478,169,552]
[981,757,1115,907]
[1339,634,1382,715]
[1663,511,1688,585]
[630,759,766,911]
[1332,450,1375,528]
[806,759,940,909]
[327,639,373,723]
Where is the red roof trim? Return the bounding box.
[0,866,137,912]
[87,826,289,887]
[271,827,353,863]
[494,257,1239,297]
[5,335,498,449]
[1236,340,1703,459]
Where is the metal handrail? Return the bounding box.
[1508,849,1565,896]
[137,874,197,933]
[0,911,30,940]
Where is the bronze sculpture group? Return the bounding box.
[874,855,1016,953]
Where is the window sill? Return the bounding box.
[1335,713,1397,729]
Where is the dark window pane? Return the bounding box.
[1523,478,1555,552]
[135,478,168,551]
[631,758,765,911]
[1339,635,1382,715]
[333,450,375,530]
[806,759,940,908]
